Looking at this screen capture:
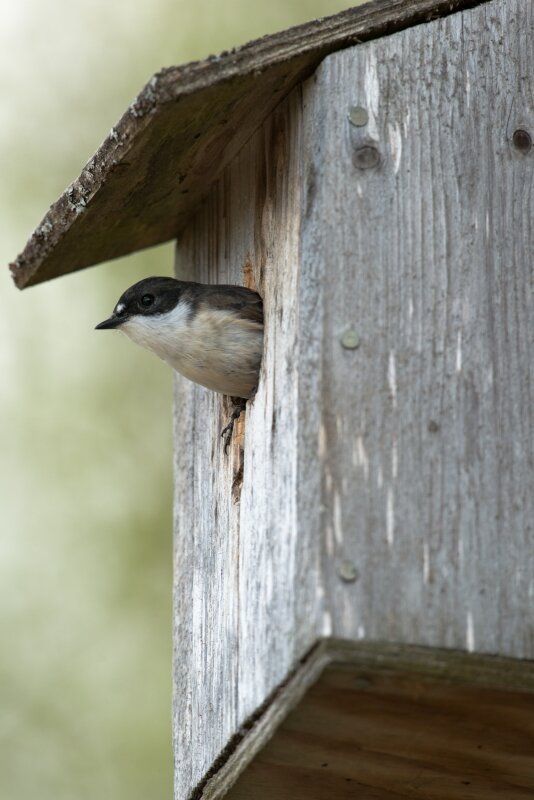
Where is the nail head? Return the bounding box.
[340,329,360,350]
[348,106,369,127]
[337,560,359,583]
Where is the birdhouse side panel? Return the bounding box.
[301,0,534,658]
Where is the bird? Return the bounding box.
[95,276,263,450]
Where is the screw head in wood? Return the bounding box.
[340,329,360,350]
[512,129,532,153]
[337,560,359,583]
[348,106,368,127]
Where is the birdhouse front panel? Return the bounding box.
[172,86,325,800]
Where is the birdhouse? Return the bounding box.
[10,0,534,798]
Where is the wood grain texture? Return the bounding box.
[172,88,325,800]
[201,642,330,800]
[300,0,534,658]
[207,639,534,800]
[10,0,490,288]
[172,0,534,796]
[226,654,534,799]
[326,638,534,692]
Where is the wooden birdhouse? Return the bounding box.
[10,0,534,797]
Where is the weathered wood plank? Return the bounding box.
[172,0,534,797]
[301,0,534,658]
[326,638,534,691]
[172,88,325,800]
[209,639,534,799]
[226,647,534,799]
[11,0,490,288]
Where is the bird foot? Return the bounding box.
[221,397,247,454]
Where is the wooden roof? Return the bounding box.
[10,0,481,288]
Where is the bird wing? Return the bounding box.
[203,286,264,326]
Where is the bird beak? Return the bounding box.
[95,315,125,330]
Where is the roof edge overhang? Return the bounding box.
[10,0,487,288]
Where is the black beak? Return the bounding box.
[95,315,124,330]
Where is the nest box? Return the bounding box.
[10,0,534,797]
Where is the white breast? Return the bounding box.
[120,300,263,398]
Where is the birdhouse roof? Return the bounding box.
[10,0,473,288]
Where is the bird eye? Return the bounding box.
[140,294,154,308]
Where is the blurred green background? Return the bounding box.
[1,1,356,797]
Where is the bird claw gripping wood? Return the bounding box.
[221,397,247,454]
